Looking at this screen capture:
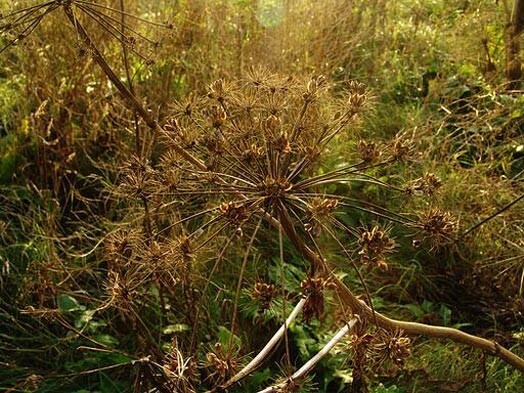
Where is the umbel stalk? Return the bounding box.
[56,1,524,375]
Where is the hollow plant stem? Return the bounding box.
[276,208,524,372]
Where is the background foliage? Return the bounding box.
[0,1,523,392]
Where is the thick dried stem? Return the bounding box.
[277,209,524,373]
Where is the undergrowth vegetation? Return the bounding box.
[0,1,523,392]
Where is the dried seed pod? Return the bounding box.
[370,329,412,372]
[416,208,458,250]
[358,140,382,163]
[406,172,442,195]
[252,281,276,313]
[358,226,396,270]
[301,276,331,323]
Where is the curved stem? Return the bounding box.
[276,208,524,373]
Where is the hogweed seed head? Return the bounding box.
[252,281,276,314]
[358,140,382,163]
[406,172,442,196]
[358,226,396,270]
[416,208,458,250]
[301,276,333,323]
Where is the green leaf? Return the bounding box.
[163,324,191,334]
[403,304,424,319]
[217,326,241,349]
[75,309,95,329]
[94,334,119,347]
[58,294,82,313]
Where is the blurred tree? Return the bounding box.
[506,0,524,88]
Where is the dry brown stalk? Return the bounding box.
[277,209,524,373]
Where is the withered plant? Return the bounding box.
[1,1,523,392]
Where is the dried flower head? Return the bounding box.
[118,156,159,201]
[358,226,396,270]
[390,134,412,161]
[358,140,382,163]
[203,343,238,385]
[104,271,137,317]
[162,340,198,392]
[406,172,442,195]
[370,329,412,373]
[252,281,277,314]
[207,79,235,103]
[301,276,332,323]
[305,197,339,236]
[104,229,139,268]
[416,208,458,250]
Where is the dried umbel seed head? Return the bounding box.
[305,197,339,236]
[264,114,282,133]
[207,79,233,103]
[303,75,328,102]
[258,176,292,199]
[252,281,276,313]
[273,132,291,154]
[370,329,412,372]
[358,140,382,163]
[301,276,331,323]
[169,93,200,118]
[241,144,265,163]
[119,156,159,200]
[358,226,396,270]
[406,172,442,195]
[140,240,186,276]
[308,197,339,217]
[105,271,136,314]
[219,201,249,228]
[341,330,374,363]
[104,229,138,266]
[160,121,197,151]
[202,133,224,156]
[163,339,198,388]
[208,105,227,128]
[390,135,412,161]
[348,80,367,95]
[347,92,367,114]
[246,66,272,87]
[417,209,458,249]
[203,343,238,383]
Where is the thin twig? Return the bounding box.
[462,193,524,237]
[62,5,206,170]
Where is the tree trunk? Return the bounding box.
[506,0,524,88]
